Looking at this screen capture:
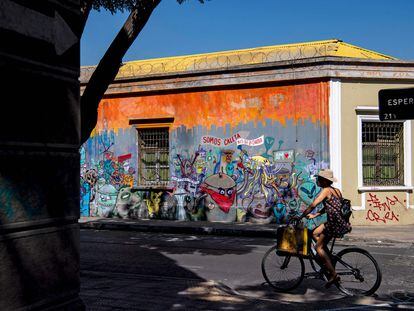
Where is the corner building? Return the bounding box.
[80,39,414,226]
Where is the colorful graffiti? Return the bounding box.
[80,136,137,217]
[80,137,328,224]
[80,83,330,223]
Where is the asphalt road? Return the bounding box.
[80,229,414,310]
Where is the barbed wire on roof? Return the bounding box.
[80,43,339,81]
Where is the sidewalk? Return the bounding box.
[79,217,414,244]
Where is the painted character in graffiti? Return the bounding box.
[115,187,144,219]
[80,178,91,217]
[96,183,118,217]
[160,192,177,220]
[243,192,274,224]
[220,149,237,177]
[200,173,237,222]
[145,191,162,219]
[173,184,190,221]
[272,198,287,224]
[80,169,99,216]
[298,181,319,205]
[84,169,98,188]
[184,193,207,221]
[268,171,302,224]
[261,136,275,159]
[177,152,199,178]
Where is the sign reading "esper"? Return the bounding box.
[379,87,414,121]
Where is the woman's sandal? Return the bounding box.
[325,274,340,288]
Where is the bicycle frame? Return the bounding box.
[304,237,362,282]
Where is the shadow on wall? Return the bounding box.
[0,152,82,310]
[0,219,80,310]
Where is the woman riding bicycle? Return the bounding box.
[296,169,351,288]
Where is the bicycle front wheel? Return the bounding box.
[333,247,382,296]
[261,245,304,292]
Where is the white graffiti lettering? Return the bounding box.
[236,135,264,147]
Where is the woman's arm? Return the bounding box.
[299,188,329,219]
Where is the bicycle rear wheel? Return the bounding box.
[261,245,305,292]
[333,247,382,296]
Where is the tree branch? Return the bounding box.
[80,0,162,145]
[80,0,94,35]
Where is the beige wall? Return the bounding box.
[341,80,414,225]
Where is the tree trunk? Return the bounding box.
[80,0,162,145]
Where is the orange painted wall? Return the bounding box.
[94,82,330,134]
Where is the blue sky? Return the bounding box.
[81,0,414,66]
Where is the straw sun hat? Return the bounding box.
[315,169,337,183]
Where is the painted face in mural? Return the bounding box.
[200,173,236,213]
[226,163,235,176]
[183,193,207,221]
[240,192,272,221]
[122,160,130,172]
[223,150,234,163]
[115,187,143,219]
[84,169,98,187]
[96,184,118,217]
[195,158,206,175]
[251,197,271,219]
[146,192,162,218]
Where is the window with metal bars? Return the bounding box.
[137,127,169,186]
[362,121,404,186]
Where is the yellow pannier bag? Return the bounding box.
[276,226,311,257]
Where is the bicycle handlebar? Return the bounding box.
[286,217,302,228]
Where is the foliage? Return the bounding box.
[91,0,206,14]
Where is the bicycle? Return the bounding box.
[261,220,382,296]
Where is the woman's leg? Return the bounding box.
[315,232,336,279]
[313,223,325,242]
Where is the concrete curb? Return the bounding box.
[79,219,278,238]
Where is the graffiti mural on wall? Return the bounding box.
[81,132,328,224]
[80,137,137,217]
[80,83,331,223]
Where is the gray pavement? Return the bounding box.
[79,217,414,244]
[80,230,414,310]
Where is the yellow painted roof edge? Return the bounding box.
[82,39,396,78]
[125,39,341,65]
[336,42,395,60]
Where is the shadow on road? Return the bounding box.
[81,241,298,310]
[81,230,414,310]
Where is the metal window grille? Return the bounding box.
[362,121,404,186]
[137,128,169,186]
